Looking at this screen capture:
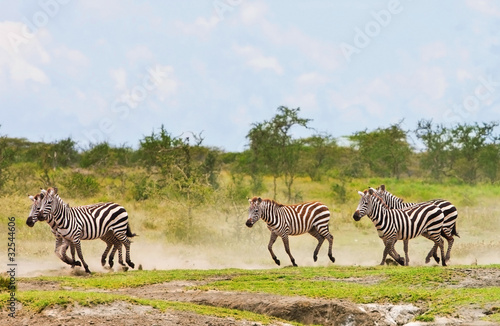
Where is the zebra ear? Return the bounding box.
[357,191,364,196]
[29,195,35,201]
[257,197,262,203]
[380,184,386,191]
[40,188,47,195]
[368,188,375,195]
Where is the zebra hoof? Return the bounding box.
[329,256,335,263]
[397,257,405,266]
[73,261,81,267]
[313,255,318,262]
[274,258,281,266]
[434,256,440,264]
[109,260,114,268]
[127,261,135,269]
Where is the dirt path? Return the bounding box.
[4,268,500,326]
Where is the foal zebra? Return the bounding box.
[246,197,335,267]
[26,192,124,269]
[376,184,459,263]
[353,188,447,266]
[36,187,136,273]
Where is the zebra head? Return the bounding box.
[26,189,47,227]
[246,196,263,227]
[37,187,60,222]
[353,189,375,221]
[376,184,403,208]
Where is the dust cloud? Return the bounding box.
[15,228,500,277]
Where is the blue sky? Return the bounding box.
[1,0,499,152]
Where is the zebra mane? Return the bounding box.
[368,188,390,209]
[263,198,284,207]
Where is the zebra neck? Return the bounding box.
[52,196,73,228]
[261,201,280,226]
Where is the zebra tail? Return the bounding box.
[126,224,137,238]
[452,224,460,238]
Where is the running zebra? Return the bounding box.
[27,191,125,269]
[246,196,335,267]
[36,187,136,273]
[353,188,447,266]
[376,184,459,263]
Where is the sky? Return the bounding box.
[0,0,499,152]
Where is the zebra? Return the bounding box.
[26,192,124,269]
[376,184,459,264]
[353,188,447,266]
[35,187,136,273]
[246,196,335,267]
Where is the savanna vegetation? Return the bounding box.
[1,107,500,324]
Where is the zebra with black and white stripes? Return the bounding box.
[246,196,335,267]
[353,188,447,266]
[376,184,459,264]
[36,187,136,273]
[27,190,126,269]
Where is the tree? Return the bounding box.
[247,106,312,201]
[349,122,412,178]
[450,122,500,184]
[415,120,454,181]
[0,127,14,189]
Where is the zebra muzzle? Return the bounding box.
[353,211,362,221]
[246,220,254,227]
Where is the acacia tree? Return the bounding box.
[415,120,454,181]
[450,122,500,184]
[349,122,412,178]
[247,106,311,201]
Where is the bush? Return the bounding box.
[61,172,100,197]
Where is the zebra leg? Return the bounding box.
[403,239,410,266]
[308,229,325,262]
[326,233,335,263]
[68,242,81,267]
[100,241,112,268]
[73,239,91,273]
[442,228,455,263]
[384,238,405,266]
[267,232,281,266]
[114,231,134,269]
[316,227,335,263]
[281,235,297,267]
[422,233,441,264]
[110,240,124,268]
[60,240,81,267]
[436,236,447,267]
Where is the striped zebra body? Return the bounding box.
[246,196,335,266]
[353,188,447,266]
[27,192,125,269]
[37,187,135,273]
[377,184,458,263]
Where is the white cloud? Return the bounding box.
[110,68,127,91]
[420,42,447,62]
[233,45,284,74]
[0,21,50,86]
[154,65,179,101]
[175,15,220,38]
[296,72,329,88]
[465,0,500,17]
[126,45,154,63]
[239,1,268,24]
